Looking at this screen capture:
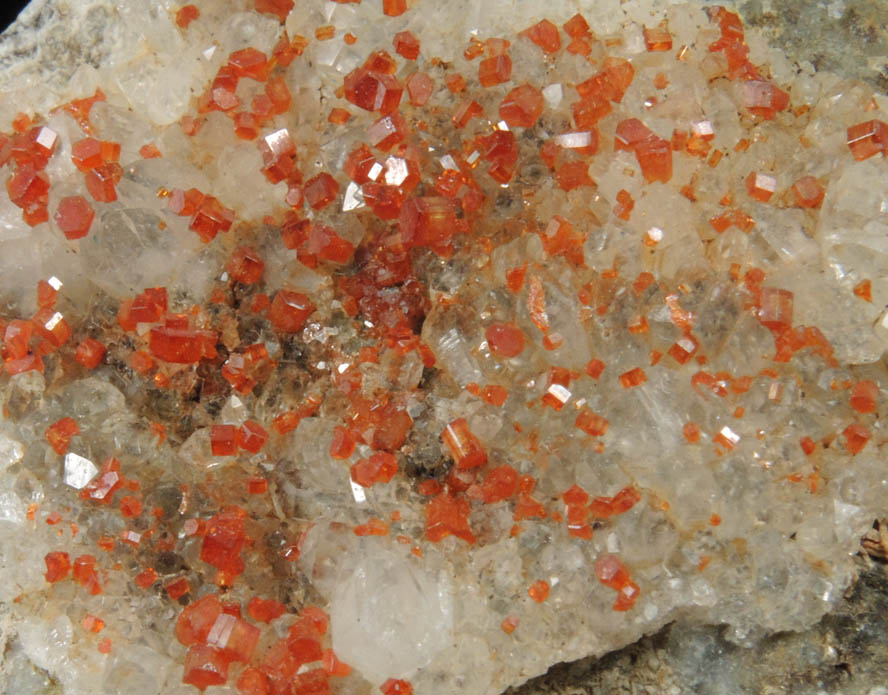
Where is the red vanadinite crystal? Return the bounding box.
[238,420,269,453]
[247,597,287,623]
[74,337,106,369]
[134,567,158,589]
[350,452,398,487]
[399,196,463,250]
[479,54,512,87]
[425,492,475,543]
[742,80,790,119]
[850,380,878,414]
[176,4,200,28]
[394,31,420,60]
[381,679,413,695]
[229,48,270,81]
[72,554,102,595]
[329,425,357,459]
[791,175,825,208]
[523,19,561,53]
[528,579,550,603]
[3,319,32,359]
[304,172,340,209]
[119,495,142,518]
[643,25,672,51]
[619,367,647,388]
[746,171,777,202]
[227,246,265,284]
[344,67,403,114]
[406,72,434,106]
[758,287,793,332]
[190,196,235,242]
[269,290,314,332]
[176,594,223,645]
[499,84,543,128]
[255,0,294,22]
[201,509,247,579]
[575,408,608,436]
[183,644,229,691]
[368,112,408,151]
[843,423,871,454]
[442,418,487,469]
[846,120,888,161]
[485,322,525,358]
[211,425,238,456]
[46,417,79,454]
[53,195,95,239]
[44,551,71,582]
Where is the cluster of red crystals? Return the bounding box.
[80,457,125,504]
[148,316,218,365]
[615,118,672,183]
[843,423,871,454]
[575,408,608,437]
[200,509,248,582]
[562,484,593,539]
[594,554,641,611]
[850,380,878,414]
[350,452,398,487]
[73,554,103,595]
[467,464,519,503]
[2,123,61,225]
[542,367,573,410]
[344,57,404,114]
[589,486,641,518]
[399,195,468,253]
[227,246,265,284]
[168,187,237,242]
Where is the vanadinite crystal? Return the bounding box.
[0,2,886,695]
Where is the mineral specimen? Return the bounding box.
[0,1,886,694]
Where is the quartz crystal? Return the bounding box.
[0,1,886,695]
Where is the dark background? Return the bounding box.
[1,0,30,34]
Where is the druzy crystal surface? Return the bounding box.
[0,1,886,694]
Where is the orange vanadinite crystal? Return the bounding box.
[445,74,467,93]
[399,196,462,249]
[134,567,158,589]
[201,509,248,579]
[236,420,268,453]
[210,425,238,456]
[500,616,520,634]
[393,31,420,60]
[350,452,398,487]
[472,465,518,503]
[46,417,79,454]
[119,495,142,518]
[344,67,403,114]
[442,418,487,469]
[176,4,200,28]
[74,337,105,368]
[522,19,561,53]
[183,644,229,691]
[246,597,287,624]
[542,367,572,410]
[853,279,872,302]
[528,580,550,603]
[255,0,294,22]
[850,380,878,414]
[329,425,357,459]
[269,290,314,332]
[406,72,434,106]
[683,422,701,443]
[227,247,264,284]
[165,577,191,599]
[381,679,413,695]
[485,322,525,358]
[480,129,519,183]
[758,287,793,332]
[44,551,70,582]
[425,492,475,543]
[791,175,825,208]
[613,189,634,220]
[479,54,512,87]
[586,358,605,379]
[382,0,407,16]
[84,162,123,202]
[354,517,390,536]
[368,112,408,151]
[304,172,340,209]
[619,367,647,388]
[73,555,102,595]
[190,196,235,241]
[743,80,790,119]
[843,424,871,454]
[846,120,888,160]
[229,48,270,81]
[643,25,672,51]
[176,594,223,645]
[54,195,95,239]
[745,171,777,202]
[575,408,608,437]
[555,160,593,191]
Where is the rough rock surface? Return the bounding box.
[0,1,886,694]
